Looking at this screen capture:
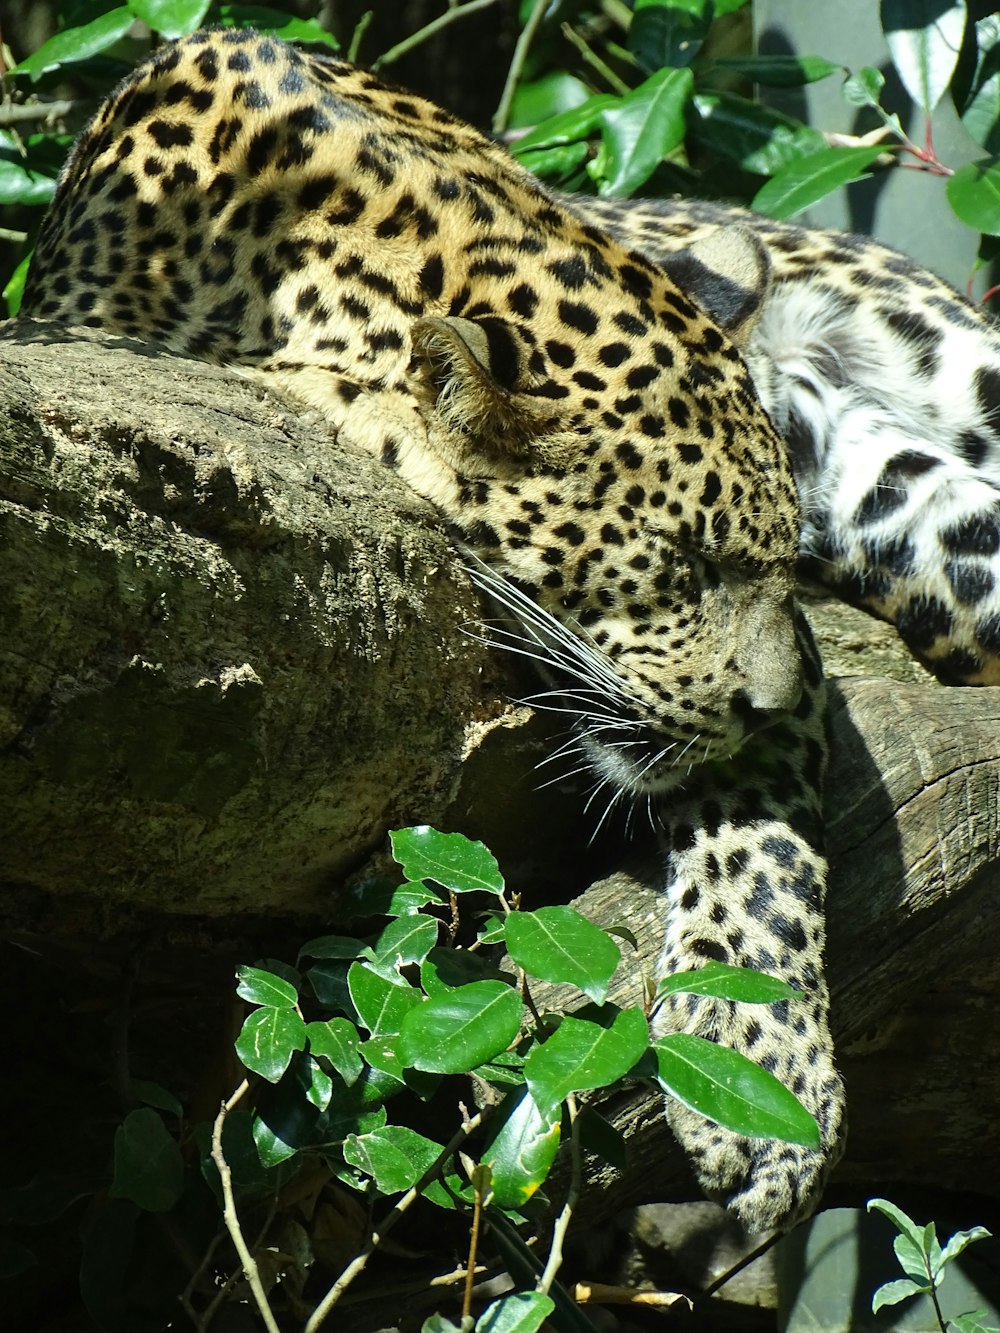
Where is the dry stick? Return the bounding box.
[192,1197,282,1332]
[574,1282,692,1310]
[372,0,500,71]
[462,1170,488,1323]
[0,97,80,124]
[304,1110,486,1333]
[536,1095,581,1295]
[210,1079,282,1333]
[493,0,551,135]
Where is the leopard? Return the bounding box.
[15,25,1000,1236]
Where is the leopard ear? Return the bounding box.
[658,225,772,348]
[410,315,539,459]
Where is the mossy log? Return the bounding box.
[2,325,999,1206]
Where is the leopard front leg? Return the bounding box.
[652,626,845,1234]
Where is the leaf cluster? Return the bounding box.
[505,0,1000,277]
[868,1197,996,1332]
[85,825,817,1330]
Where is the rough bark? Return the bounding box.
[0,323,522,916]
[3,326,999,1206]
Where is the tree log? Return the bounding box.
[2,326,999,1205]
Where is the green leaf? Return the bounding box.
[306,960,356,1017]
[343,1125,444,1194]
[473,1049,528,1086]
[872,1276,931,1313]
[653,1033,820,1145]
[345,875,446,918]
[509,71,591,130]
[252,1112,299,1166]
[689,92,827,175]
[482,1087,561,1210]
[390,826,505,895]
[399,981,523,1073]
[307,1017,363,1086]
[505,907,620,1004]
[868,1197,938,1253]
[477,915,507,946]
[963,57,1000,152]
[369,914,439,981]
[421,945,507,994]
[236,964,299,1008]
[360,1035,441,1099]
[511,95,619,154]
[706,55,842,87]
[301,1054,333,1110]
[253,957,301,988]
[951,1312,1000,1333]
[937,1225,992,1272]
[515,142,591,184]
[947,158,1000,234]
[424,1317,463,1333]
[348,963,422,1036]
[311,1077,388,1148]
[128,1078,183,1118]
[359,1034,407,1088]
[595,67,694,197]
[0,160,57,207]
[298,934,374,963]
[235,1006,307,1083]
[605,924,639,951]
[656,960,799,1004]
[213,5,339,46]
[752,145,887,220]
[629,0,713,72]
[894,1231,931,1282]
[477,1291,556,1333]
[13,9,136,79]
[844,65,886,109]
[881,0,966,116]
[923,1219,943,1276]
[127,0,211,39]
[525,1007,648,1116]
[109,1109,184,1213]
[3,252,32,319]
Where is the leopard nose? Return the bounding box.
[730,690,787,734]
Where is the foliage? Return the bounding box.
[5,825,816,1330]
[504,0,1000,259]
[868,1198,996,1332]
[5,2,1000,315]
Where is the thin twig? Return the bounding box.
[372,0,499,72]
[600,0,633,28]
[347,10,373,65]
[701,1229,780,1298]
[493,0,550,135]
[536,1095,581,1294]
[0,227,28,244]
[304,1109,486,1333]
[462,1168,489,1322]
[210,1080,282,1333]
[0,98,81,125]
[560,23,631,96]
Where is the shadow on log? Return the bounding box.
[2,324,999,1205]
